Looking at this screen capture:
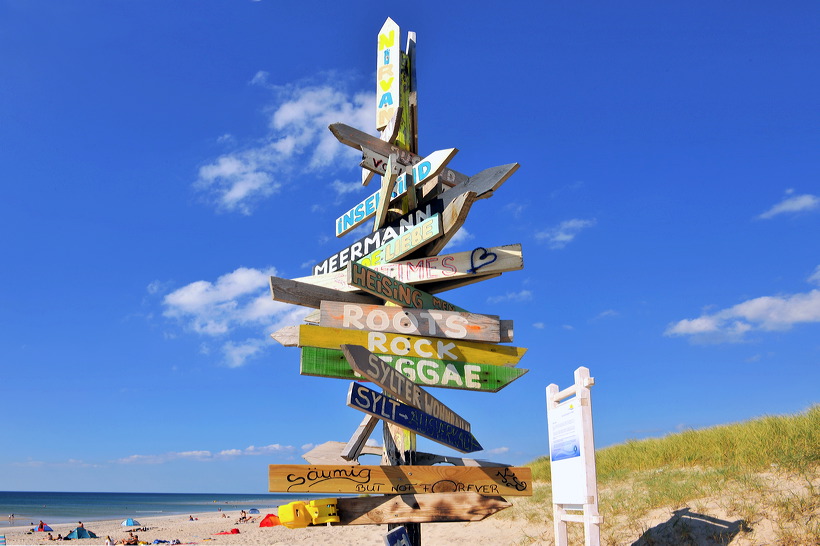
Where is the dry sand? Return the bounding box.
[0,508,547,546]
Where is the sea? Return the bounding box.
[0,491,310,527]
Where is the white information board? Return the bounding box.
[548,397,588,504]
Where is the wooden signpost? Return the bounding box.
[318,302,513,343]
[268,463,532,496]
[313,202,442,276]
[300,243,523,294]
[336,149,457,237]
[334,492,511,525]
[266,18,529,545]
[341,344,472,430]
[347,382,483,453]
[299,347,528,393]
[271,324,527,366]
[358,214,442,267]
[347,262,466,312]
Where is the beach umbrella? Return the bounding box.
[121,518,141,527]
[259,514,280,527]
[248,509,259,514]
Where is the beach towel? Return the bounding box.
[213,528,240,535]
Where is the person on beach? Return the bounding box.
[105,535,112,545]
[46,532,54,541]
[78,521,83,528]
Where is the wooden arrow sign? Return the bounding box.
[312,202,442,276]
[268,276,381,309]
[324,492,511,524]
[409,164,520,258]
[300,244,523,297]
[337,148,457,237]
[268,464,532,496]
[347,262,466,312]
[300,347,528,393]
[358,214,442,267]
[330,122,468,186]
[341,344,471,430]
[275,324,527,366]
[347,382,482,453]
[318,302,512,343]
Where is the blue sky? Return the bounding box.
[1,1,818,494]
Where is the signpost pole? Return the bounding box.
[378,18,421,546]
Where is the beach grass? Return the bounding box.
[502,405,820,545]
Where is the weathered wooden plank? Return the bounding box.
[298,244,524,298]
[342,344,471,431]
[347,382,482,453]
[333,492,511,524]
[268,464,532,496]
[330,122,467,186]
[376,17,400,131]
[341,415,379,461]
[269,276,381,309]
[337,149,457,237]
[358,214,442,267]
[347,262,466,312]
[300,347,529,393]
[420,191,475,258]
[318,302,508,343]
[373,154,399,230]
[302,441,383,465]
[313,202,441,276]
[291,324,527,366]
[301,440,509,467]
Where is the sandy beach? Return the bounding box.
[1,507,547,546]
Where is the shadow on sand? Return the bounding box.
[632,507,752,545]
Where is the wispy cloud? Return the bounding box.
[194,76,373,215]
[665,267,820,342]
[159,267,309,366]
[114,444,295,465]
[487,289,533,304]
[441,228,473,253]
[757,189,819,220]
[536,218,596,249]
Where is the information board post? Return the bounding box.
[546,367,603,546]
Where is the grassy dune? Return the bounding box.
[501,405,819,545]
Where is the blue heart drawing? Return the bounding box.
[468,247,498,274]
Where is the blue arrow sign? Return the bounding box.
[346,382,482,453]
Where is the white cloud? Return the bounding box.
[533,322,545,329]
[195,80,374,214]
[665,282,820,342]
[481,447,510,456]
[536,218,596,249]
[441,228,473,252]
[809,265,820,286]
[163,267,281,335]
[161,267,309,366]
[331,179,363,197]
[757,190,819,219]
[115,444,295,464]
[487,289,533,304]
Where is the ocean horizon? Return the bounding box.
[0,491,315,527]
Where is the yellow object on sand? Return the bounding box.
[278,498,339,529]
